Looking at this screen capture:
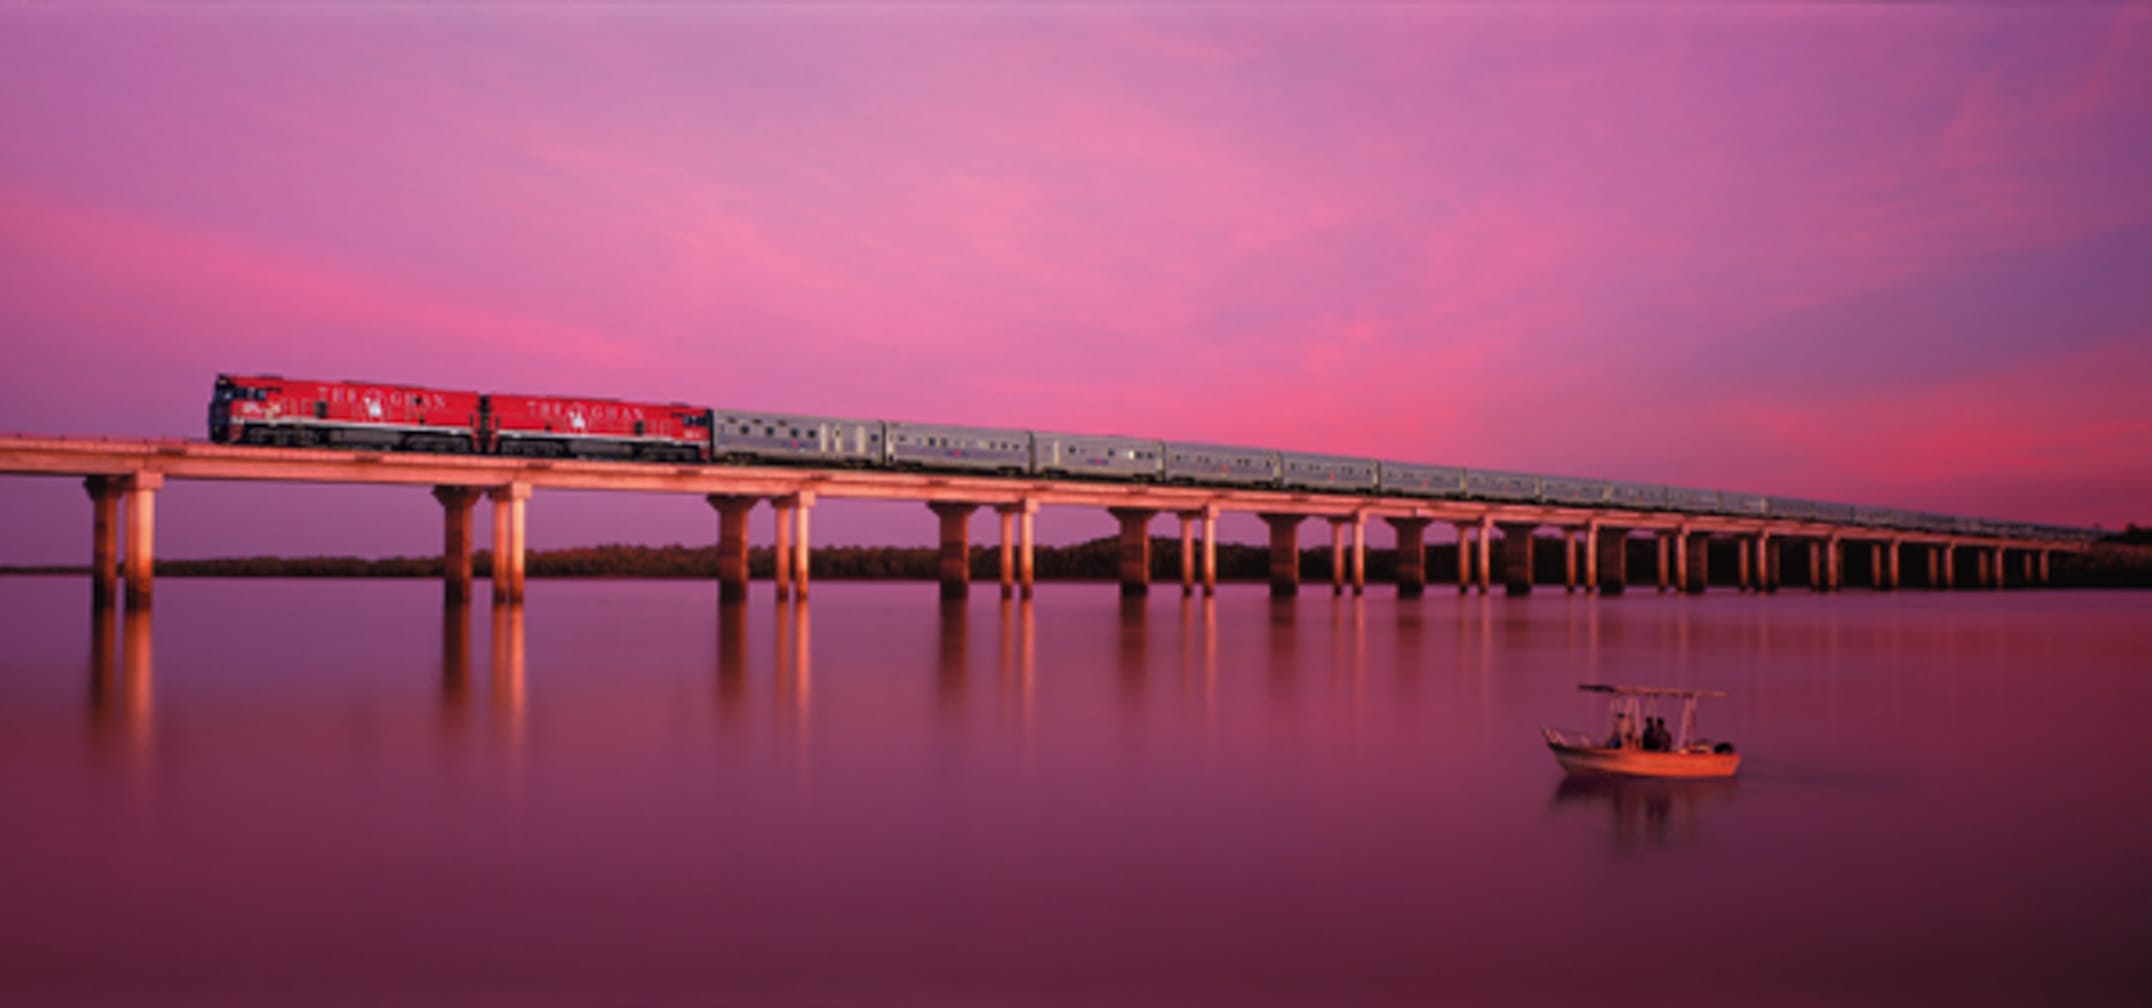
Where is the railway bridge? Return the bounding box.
[0,434,2089,610]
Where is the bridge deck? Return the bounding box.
[1,433,2079,607]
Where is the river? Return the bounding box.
[2,577,2147,1005]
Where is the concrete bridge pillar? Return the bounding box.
[1866,542,1882,590]
[432,486,483,605]
[1261,513,1306,598]
[118,472,162,609]
[1807,540,1822,591]
[1884,539,1901,591]
[1564,529,1578,593]
[770,497,802,601]
[85,476,122,609]
[1974,548,1990,587]
[489,483,531,605]
[1386,517,1431,598]
[1827,536,1844,592]
[2022,550,2035,586]
[1176,512,1197,597]
[1683,532,1708,594]
[708,494,755,604]
[998,507,1017,599]
[1477,515,1495,595]
[1327,518,1349,596]
[1201,508,1217,597]
[1993,547,2006,589]
[1655,533,1670,593]
[1736,536,1752,592]
[1352,515,1367,596]
[1583,520,1602,594]
[1925,545,1940,589]
[1761,534,1780,593]
[787,493,813,600]
[930,502,980,601]
[1942,544,1956,589]
[1594,526,1627,595]
[1110,508,1157,598]
[1500,522,1536,596]
[995,499,1039,599]
[1453,522,1475,594]
[2039,550,2050,584]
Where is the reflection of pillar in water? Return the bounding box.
[1585,593,1601,682]
[441,601,473,736]
[716,599,748,726]
[1349,590,1367,715]
[1001,597,1017,700]
[1177,594,1194,702]
[1117,595,1149,711]
[490,602,526,756]
[1393,598,1424,709]
[1000,597,1037,740]
[937,600,969,715]
[87,604,141,756]
[90,606,157,762]
[1021,598,1037,729]
[1266,595,1299,706]
[1200,596,1217,718]
[776,600,812,749]
[122,606,153,757]
[88,602,117,710]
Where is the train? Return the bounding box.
[207,373,2099,543]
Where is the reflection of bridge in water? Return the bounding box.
[71,589,1892,777]
[4,435,2085,616]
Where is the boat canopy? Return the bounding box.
[1578,684,1726,699]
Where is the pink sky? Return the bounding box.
[3,2,2149,564]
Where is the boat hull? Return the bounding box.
[1546,740,1739,779]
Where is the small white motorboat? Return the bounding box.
[1542,684,1740,779]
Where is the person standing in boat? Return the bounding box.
[1606,711,1632,749]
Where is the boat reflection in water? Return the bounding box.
[1550,775,1739,850]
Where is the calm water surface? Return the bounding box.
[2,577,2148,1005]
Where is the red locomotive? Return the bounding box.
[209,374,484,453]
[208,374,711,463]
[485,391,709,463]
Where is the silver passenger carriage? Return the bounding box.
[1607,481,1669,510]
[1164,441,1278,488]
[886,421,1033,474]
[1540,475,1612,507]
[1378,461,1466,498]
[1723,492,1769,517]
[1765,496,1821,521]
[712,410,883,466]
[1813,500,1857,523]
[1462,468,1540,502]
[1034,431,1164,481]
[1854,505,1923,530]
[1280,452,1379,493]
[1663,486,1722,514]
